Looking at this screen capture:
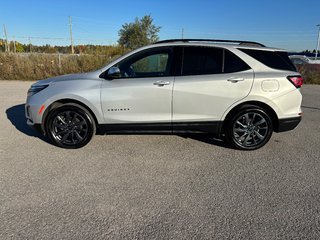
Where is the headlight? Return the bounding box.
[27,84,49,97]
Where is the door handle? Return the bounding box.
[227,77,244,83]
[153,81,170,86]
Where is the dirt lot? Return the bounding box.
[1,81,320,239]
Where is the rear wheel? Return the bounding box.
[225,106,273,150]
[46,103,96,149]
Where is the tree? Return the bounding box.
[15,42,25,52]
[118,15,161,49]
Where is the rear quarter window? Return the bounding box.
[239,49,296,71]
[224,50,250,73]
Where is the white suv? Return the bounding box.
[25,39,303,150]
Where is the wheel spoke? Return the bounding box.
[65,111,72,123]
[61,131,71,143]
[244,113,250,125]
[57,116,66,125]
[254,118,266,127]
[71,131,76,144]
[238,132,248,142]
[252,134,257,144]
[53,122,65,129]
[255,131,265,140]
[234,128,246,133]
[72,113,79,123]
[56,129,68,135]
[74,130,83,141]
[236,121,247,128]
[243,134,252,145]
[75,120,86,127]
[251,113,256,124]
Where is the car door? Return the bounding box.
[172,46,254,124]
[100,46,174,124]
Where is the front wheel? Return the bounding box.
[45,104,96,149]
[225,106,273,150]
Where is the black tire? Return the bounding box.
[45,103,96,149]
[225,105,273,150]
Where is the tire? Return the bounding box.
[225,105,273,150]
[45,103,96,149]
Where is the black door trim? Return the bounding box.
[98,121,222,135]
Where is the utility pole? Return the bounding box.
[13,37,16,53]
[3,24,9,52]
[315,24,320,61]
[181,28,184,39]
[28,37,32,52]
[69,16,74,54]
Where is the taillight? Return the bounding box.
[287,76,303,88]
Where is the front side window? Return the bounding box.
[116,48,172,78]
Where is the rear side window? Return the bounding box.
[181,47,250,76]
[239,49,296,71]
[182,47,223,75]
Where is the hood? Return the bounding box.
[32,71,101,87]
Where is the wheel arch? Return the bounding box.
[222,101,279,133]
[41,99,99,135]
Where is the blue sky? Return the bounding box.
[1,0,320,51]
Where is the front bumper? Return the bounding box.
[276,116,301,132]
[26,119,43,133]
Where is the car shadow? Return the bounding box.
[5,104,232,149]
[6,104,49,143]
[177,134,233,149]
[302,105,320,111]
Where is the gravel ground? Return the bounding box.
[1,81,320,239]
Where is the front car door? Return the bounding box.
[101,46,174,125]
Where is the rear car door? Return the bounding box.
[173,46,254,124]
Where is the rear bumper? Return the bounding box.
[276,116,301,132]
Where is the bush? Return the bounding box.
[296,65,320,85]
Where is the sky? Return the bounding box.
[1,0,320,51]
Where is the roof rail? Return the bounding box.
[155,39,265,47]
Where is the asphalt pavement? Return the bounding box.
[1,81,320,239]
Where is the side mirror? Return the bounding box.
[105,66,121,80]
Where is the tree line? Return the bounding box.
[0,15,161,55]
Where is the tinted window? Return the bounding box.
[132,53,169,73]
[116,48,172,78]
[224,50,250,73]
[182,47,223,75]
[239,49,296,71]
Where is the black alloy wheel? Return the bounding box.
[225,106,273,150]
[46,104,96,149]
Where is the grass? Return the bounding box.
[296,65,320,85]
[0,53,117,80]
